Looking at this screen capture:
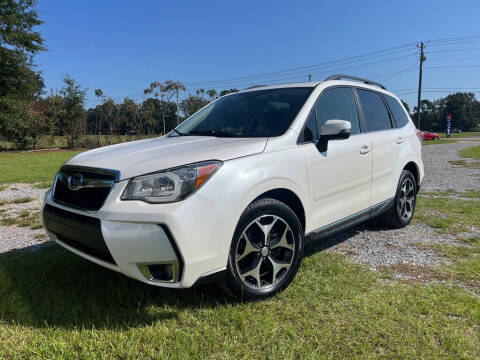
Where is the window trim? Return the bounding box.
[297,107,319,144]
[379,93,397,128]
[298,85,362,145]
[354,87,396,133]
[382,93,410,129]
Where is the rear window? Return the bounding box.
[356,89,392,132]
[384,94,410,127]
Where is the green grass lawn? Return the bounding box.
[0,142,480,358]
[0,150,80,185]
[437,131,480,138]
[422,139,457,146]
[0,244,479,359]
[460,145,480,160]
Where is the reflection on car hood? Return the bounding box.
[65,136,267,180]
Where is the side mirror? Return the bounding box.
[316,119,351,152]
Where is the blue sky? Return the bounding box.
[36,0,480,109]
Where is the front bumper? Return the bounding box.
[42,180,237,288]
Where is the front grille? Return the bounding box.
[53,166,118,211]
[43,204,116,265]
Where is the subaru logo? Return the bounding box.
[67,173,85,191]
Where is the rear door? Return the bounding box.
[301,86,372,230]
[355,88,402,206]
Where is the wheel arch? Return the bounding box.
[252,188,306,233]
[403,161,420,190]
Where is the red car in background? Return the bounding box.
[421,131,440,140]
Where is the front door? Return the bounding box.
[302,86,372,231]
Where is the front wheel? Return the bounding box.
[221,198,304,300]
[380,170,417,228]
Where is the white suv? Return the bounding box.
[41,75,424,300]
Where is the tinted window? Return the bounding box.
[302,109,317,142]
[315,87,360,134]
[175,88,313,137]
[356,89,392,132]
[384,95,410,127]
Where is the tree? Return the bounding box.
[401,100,410,114]
[60,75,86,148]
[144,80,185,133]
[119,98,141,135]
[0,0,45,148]
[179,88,219,119]
[28,95,60,149]
[95,89,117,143]
[180,95,209,118]
[219,88,239,97]
[411,92,480,132]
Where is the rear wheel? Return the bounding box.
[221,198,304,300]
[380,170,417,228]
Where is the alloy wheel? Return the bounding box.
[398,178,415,221]
[234,215,296,290]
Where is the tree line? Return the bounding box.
[1,1,479,151]
[411,92,480,132]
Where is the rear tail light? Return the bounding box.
[416,129,423,143]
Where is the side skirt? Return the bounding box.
[305,197,394,241]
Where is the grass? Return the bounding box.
[414,196,480,234]
[410,242,480,289]
[465,190,480,199]
[0,210,42,229]
[0,150,80,184]
[0,245,479,359]
[460,145,480,160]
[33,181,54,189]
[0,141,479,357]
[422,139,457,146]
[449,159,480,169]
[0,197,34,206]
[437,131,480,138]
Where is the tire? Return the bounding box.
[380,170,417,228]
[221,198,304,300]
[434,136,439,141]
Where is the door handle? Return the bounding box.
[360,145,370,155]
[395,137,404,144]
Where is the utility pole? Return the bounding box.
[176,87,180,126]
[417,42,426,130]
[308,74,312,82]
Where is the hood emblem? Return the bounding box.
[67,173,86,191]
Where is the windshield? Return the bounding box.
[173,87,313,137]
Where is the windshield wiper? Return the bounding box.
[187,129,235,137]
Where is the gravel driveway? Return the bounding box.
[421,140,480,191]
[1,141,480,277]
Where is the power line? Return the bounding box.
[425,65,480,69]
[183,43,417,87]
[83,34,480,106]
[426,46,480,54]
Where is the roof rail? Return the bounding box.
[244,85,268,90]
[324,74,387,90]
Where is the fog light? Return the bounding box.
[148,264,173,281]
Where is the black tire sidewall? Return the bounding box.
[225,198,304,300]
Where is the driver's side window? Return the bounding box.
[314,87,360,134]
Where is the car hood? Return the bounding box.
[65,136,267,180]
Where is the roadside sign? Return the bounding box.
[446,113,452,138]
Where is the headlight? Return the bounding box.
[121,161,222,203]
